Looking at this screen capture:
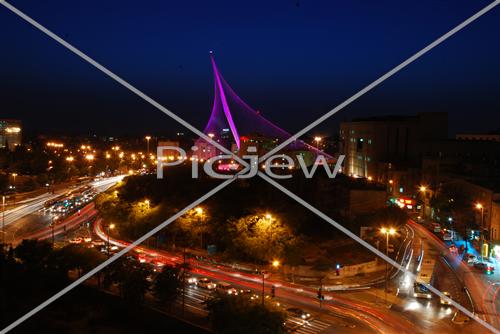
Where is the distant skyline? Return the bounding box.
[1,0,499,137]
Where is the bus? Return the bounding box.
[413,256,436,299]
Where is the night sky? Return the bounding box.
[1,0,499,138]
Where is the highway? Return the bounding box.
[1,175,123,245]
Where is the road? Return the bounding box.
[94,219,423,334]
[1,175,123,245]
[408,220,500,333]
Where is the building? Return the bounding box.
[0,119,22,151]
[157,140,181,160]
[339,112,448,196]
[439,178,500,244]
[456,131,500,142]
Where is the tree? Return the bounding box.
[111,258,151,304]
[56,244,106,285]
[14,239,53,270]
[207,293,287,334]
[153,265,182,306]
[226,214,297,263]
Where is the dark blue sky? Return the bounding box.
[1,0,499,137]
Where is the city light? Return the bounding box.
[85,154,95,161]
[46,142,64,148]
[195,206,204,215]
[380,227,396,235]
[65,156,74,162]
[5,127,21,133]
[272,260,280,268]
[419,186,427,192]
[475,203,483,209]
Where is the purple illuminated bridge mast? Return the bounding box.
[202,52,331,159]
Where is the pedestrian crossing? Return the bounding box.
[174,284,213,315]
[287,318,331,334]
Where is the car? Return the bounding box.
[217,282,239,295]
[186,275,197,285]
[196,278,216,290]
[463,254,477,264]
[440,291,452,305]
[474,262,495,274]
[286,307,311,320]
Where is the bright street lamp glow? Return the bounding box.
[272,260,280,268]
[109,223,115,230]
[194,207,203,214]
[476,203,483,209]
[389,228,396,235]
[419,186,427,192]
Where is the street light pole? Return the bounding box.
[476,203,485,261]
[261,271,265,306]
[11,173,17,205]
[2,195,5,246]
[145,136,151,156]
[380,227,395,305]
[419,186,427,219]
[107,223,115,258]
[51,217,57,246]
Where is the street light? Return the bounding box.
[314,136,322,149]
[380,227,396,305]
[107,223,115,257]
[11,173,17,205]
[272,260,280,268]
[194,206,205,249]
[144,200,150,210]
[419,185,428,219]
[475,203,486,260]
[145,136,152,155]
